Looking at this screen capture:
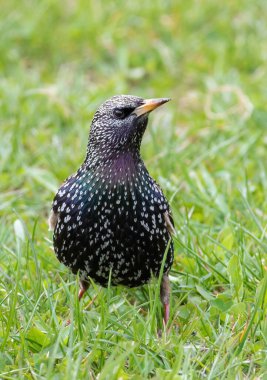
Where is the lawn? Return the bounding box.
[0,1,267,379]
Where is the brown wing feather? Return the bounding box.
[48,209,59,231]
[164,210,175,235]
[153,181,175,236]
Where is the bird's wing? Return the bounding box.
[48,173,77,232]
[48,209,59,231]
[153,180,175,236]
[164,210,175,235]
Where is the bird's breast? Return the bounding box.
[52,163,173,286]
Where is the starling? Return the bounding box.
[49,95,174,324]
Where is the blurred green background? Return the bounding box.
[0,1,267,379]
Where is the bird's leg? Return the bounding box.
[160,274,170,326]
[78,279,89,301]
[65,280,89,326]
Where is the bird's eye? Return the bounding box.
[114,108,126,119]
[113,107,134,120]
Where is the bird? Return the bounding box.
[49,95,175,325]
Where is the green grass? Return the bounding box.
[1,0,267,378]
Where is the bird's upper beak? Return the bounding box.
[133,98,171,117]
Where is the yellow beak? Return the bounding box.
[133,98,171,117]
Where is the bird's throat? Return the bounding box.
[102,150,141,185]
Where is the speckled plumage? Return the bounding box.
[50,95,174,322]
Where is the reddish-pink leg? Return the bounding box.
[65,280,89,326]
[78,280,89,301]
[160,274,170,326]
[163,303,170,326]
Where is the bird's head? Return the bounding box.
[86,95,170,164]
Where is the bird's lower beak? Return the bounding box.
[133,98,171,117]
